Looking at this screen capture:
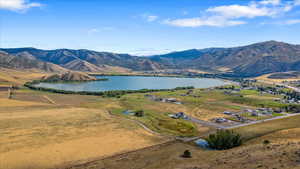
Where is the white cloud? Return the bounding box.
[88,27,115,35]
[285,19,300,25]
[165,0,299,28]
[294,0,300,5]
[164,16,246,27]
[0,0,42,11]
[260,0,281,5]
[88,28,99,35]
[147,15,158,22]
[207,4,273,18]
[130,48,172,56]
[143,15,158,22]
[182,10,189,15]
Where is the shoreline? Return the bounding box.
[24,75,235,97]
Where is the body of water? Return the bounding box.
[34,76,229,92]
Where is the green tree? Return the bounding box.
[206,130,243,150]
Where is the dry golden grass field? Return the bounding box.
[0,89,166,169]
[65,115,300,169]
[0,68,47,85]
[256,73,300,83]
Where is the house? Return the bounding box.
[214,118,228,123]
[257,108,268,111]
[166,98,178,102]
[274,98,281,102]
[223,111,233,115]
[232,114,248,122]
[165,98,182,104]
[144,94,158,101]
[169,112,188,119]
[245,109,255,113]
[261,111,273,115]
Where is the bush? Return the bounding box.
[181,150,192,158]
[134,110,144,117]
[263,140,271,145]
[206,130,243,150]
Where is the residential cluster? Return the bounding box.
[284,80,300,88]
[144,94,182,104]
[218,79,300,104]
[214,108,277,124]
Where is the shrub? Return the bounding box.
[181,150,192,158]
[263,140,271,145]
[134,110,144,117]
[206,130,243,150]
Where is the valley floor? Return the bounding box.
[1,70,300,169]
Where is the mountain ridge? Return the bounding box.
[1,40,300,77]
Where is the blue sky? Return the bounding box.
[1,0,300,55]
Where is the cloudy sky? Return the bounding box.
[1,0,300,55]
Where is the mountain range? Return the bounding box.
[1,41,300,77]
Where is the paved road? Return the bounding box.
[280,84,300,93]
[178,113,300,142]
[258,80,300,93]
[188,117,226,129]
[187,113,300,130]
[225,113,300,129]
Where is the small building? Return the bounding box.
[251,112,259,116]
[214,118,228,123]
[166,98,178,102]
[274,98,281,102]
[244,109,254,113]
[223,111,233,115]
[169,112,188,119]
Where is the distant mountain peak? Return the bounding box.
[1,41,300,77]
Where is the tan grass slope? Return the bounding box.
[42,71,97,82]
